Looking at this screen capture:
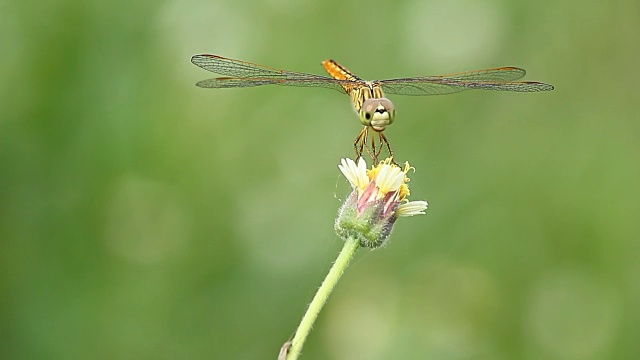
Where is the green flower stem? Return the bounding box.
[286,236,360,360]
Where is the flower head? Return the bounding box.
[335,157,428,248]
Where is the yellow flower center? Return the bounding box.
[366,158,412,201]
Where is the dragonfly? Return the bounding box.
[191,54,553,164]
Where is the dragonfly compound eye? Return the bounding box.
[360,98,396,131]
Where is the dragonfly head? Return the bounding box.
[359,98,395,131]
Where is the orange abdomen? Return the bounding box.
[322,59,360,82]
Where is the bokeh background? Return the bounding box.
[1,0,639,359]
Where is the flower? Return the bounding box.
[335,157,428,248]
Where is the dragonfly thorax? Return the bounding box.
[359,98,396,131]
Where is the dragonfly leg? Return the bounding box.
[354,127,389,165]
[378,132,396,165]
[373,133,386,161]
[354,127,367,160]
[368,127,379,165]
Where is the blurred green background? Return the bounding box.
[1,0,638,359]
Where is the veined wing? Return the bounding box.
[379,67,554,96]
[191,54,350,93]
[436,67,528,82]
[194,77,352,93]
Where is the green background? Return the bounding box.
[2,0,638,359]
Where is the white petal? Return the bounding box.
[353,157,369,189]
[398,200,428,216]
[338,158,369,190]
[375,164,405,194]
[338,158,357,188]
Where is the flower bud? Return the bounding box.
[335,158,428,248]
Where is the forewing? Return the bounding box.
[381,79,553,95]
[380,67,552,96]
[191,54,289,78]
[380,80,470,96]
[437,67,527,82]
[192,54,350,93]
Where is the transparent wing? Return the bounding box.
[191,54,351,93]
[437,67,528,82]
[194,77,351,93]
[379,67,553,96]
